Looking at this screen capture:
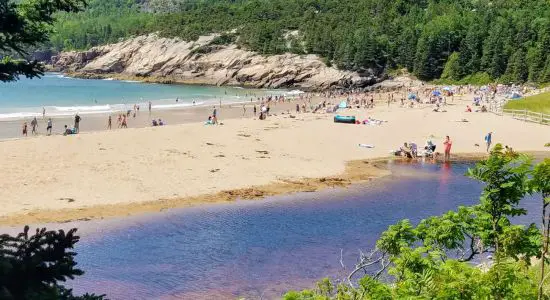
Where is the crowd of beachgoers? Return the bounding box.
[14,78,544,167]
[3,76,549,225]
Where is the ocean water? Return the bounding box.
[0,73,292,120]
[52,161,539,299]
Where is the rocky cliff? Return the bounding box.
[50,34,376,90]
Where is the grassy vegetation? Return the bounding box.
[504,92,550,114]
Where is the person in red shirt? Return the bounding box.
[443,136,452,162]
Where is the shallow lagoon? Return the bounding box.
[53,161,536,299]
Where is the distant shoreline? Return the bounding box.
[0,97,297,140]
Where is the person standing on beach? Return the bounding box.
[148,101,152,113]
[42,107,45,118]
[108,115,112,130]
[74,114,81,133]
[31,117,38,135]
[253,105,257,116]
[46,118,52,135]
[243,104,246,116]
[22,122,28,137]
[485,131,492,152]
[212,106,217,119]
[443,136,452,162]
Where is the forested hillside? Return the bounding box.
[49,0,550,83]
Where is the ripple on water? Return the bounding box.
[66,162,537,299]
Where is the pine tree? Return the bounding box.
[458,23,483,76]
[541,55,550,83]
[505,48,528,83]
[527,45,544,83]
[481,20,509,79]
[396,26,418,72]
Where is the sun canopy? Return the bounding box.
[338,101,347,108]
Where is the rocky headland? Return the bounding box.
[49,33,377,90]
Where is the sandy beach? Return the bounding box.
[1,93,549,225]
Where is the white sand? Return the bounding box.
[0,97,548,223]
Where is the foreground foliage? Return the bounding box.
[284,146,550,299]
[50,0,550,83]
[0,0,86,81]
[0,226,105,300]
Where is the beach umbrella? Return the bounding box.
[432,90,441,96]
[408,93,417,100]
[511,93,522,99]
[442,86,452,91]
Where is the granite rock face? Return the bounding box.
[50,34,376,90]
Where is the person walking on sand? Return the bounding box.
[46,118,52,135]
[253,104,257,116]
[107,115,112,130]
[148,101,152,113]
[42,107,45,118]
[243,104,246,116]
[74,114,81,133]
[30,117,38,135]
[485,131,492,152]
[22,122,28,137]
[212,106,217,119]
[443,136,452,162]
[121,114,128,128]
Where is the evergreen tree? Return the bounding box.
[542,55,550,83]
[527,45,544,83]
[0,226,105,299]
[505,48,529,83]
[458,23,483,76]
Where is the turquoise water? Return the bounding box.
[0,73,289,120]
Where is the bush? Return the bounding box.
[0,226,106,300]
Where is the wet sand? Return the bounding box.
[0,100,295,140]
